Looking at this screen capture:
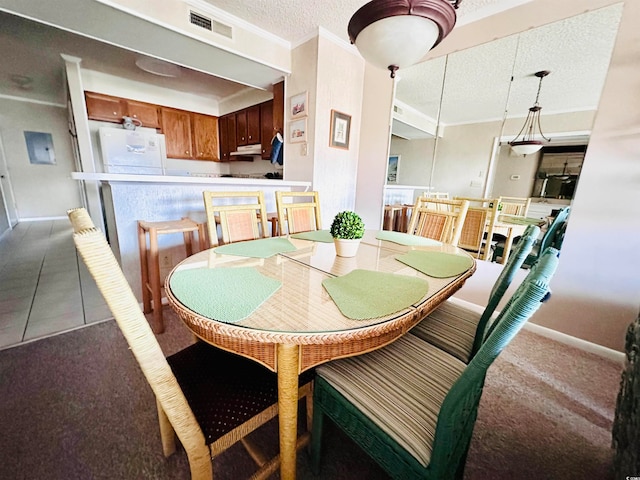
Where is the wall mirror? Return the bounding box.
[387,4,623,210]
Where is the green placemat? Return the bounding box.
[322,269,429,320]
[375,230,442,246]
[169,267,281,323]
[499,216,542,226]
[290,229,334,243]
[395,251,474,278]
[213,237,297,258]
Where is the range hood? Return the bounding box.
[230,144,261,156]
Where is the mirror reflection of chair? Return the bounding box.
[497,196,531,216]
[406,197,469,246]
[68,209,314,480]
[311,248,560,480]
[202,191,269,247]
[493,206,570,266]
[453,197,500,260]
[410,224,540,364]
[274,190,322,235]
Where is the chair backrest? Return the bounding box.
[498,196,531,216]
[68,207,96,232]
[470,224,540,356]
[275,190,322,235]
[454,197,500,258]
[67,216,208,466]
[406,197,469,246]
[539,206,570,254]
[429,247,559,478]
[203,190,269,246]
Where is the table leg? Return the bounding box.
[277,344,300,480]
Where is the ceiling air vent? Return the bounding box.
[189,10,233,39]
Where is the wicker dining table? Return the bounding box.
[165,229,476,480]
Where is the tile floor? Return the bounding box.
[0,219,111,350]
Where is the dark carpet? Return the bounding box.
[0,308,622,479]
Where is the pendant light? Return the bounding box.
[509,70,551,156]
[347,0,461,78]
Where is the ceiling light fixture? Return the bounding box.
[347,0,461,79]
[135,57,181,78]
[509,70,551,156]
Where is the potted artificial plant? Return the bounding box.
[330,210,365,257]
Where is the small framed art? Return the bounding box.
[289,118,307,143]
[329,110,351,149]
[387,155,400,184]
[289,91,308,118]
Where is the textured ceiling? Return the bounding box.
[395,3,623,125]
[0,0,623,128]
[201,0,515,43]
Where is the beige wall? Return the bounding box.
[389,136,435,187]
[286,37,318,185]
[532,0,640,350]
[354,64,395,230]
[0,99,81,219]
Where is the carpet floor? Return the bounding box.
[0,307,622,479]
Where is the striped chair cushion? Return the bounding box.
[316,334,466,467]
[410,297,491,363]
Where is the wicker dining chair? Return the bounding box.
[202,191,269,247]
[410,224,540,363]
[311,247,559,480]
[453,197,500,260]
[406,197,469,246]
[67,210,313,480]
[275,190,322,235]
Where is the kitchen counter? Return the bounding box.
[71,172,301,186]
[71,172,311,299]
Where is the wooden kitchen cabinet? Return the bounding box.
[126,99,161,128]
[85,92,160,128]
[246,105,260,145]
[85,92,126,123]
[260,100,273,160]
[236,105,260,146]
[161,107,193,159]
[192,113,219,161]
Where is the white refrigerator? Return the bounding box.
[99,126,166,175]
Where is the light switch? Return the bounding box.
[301,142,308,156]
[510,174,521,181]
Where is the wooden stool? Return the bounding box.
[137,218,206,333]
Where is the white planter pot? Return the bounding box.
[333,238,361,257]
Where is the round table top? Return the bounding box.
[165,230,476,345]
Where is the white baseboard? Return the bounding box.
[524,322,625,364]
[18,216,68,222]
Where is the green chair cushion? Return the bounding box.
[316,334,466,467]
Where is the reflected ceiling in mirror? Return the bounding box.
[393,4,623,130]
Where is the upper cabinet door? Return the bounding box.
[246,105,261,145]
[236,110,248,146]
[161,107,193,159]
[260,101,274,160]
[126,100,161,129]
[85,92,125,123]
[192,113,219,161]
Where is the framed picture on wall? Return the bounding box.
[329,110,351,149]
[387,155,400,184]
[289,118,307,143]
[289,91,308,118]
